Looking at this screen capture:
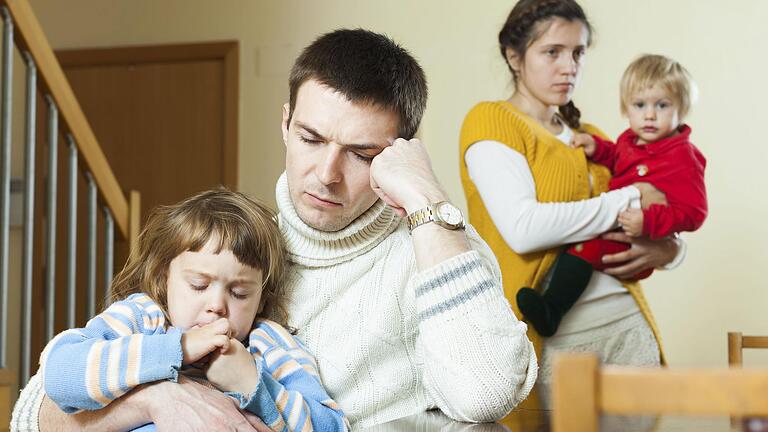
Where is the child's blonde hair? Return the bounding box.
[620,54,697,119]
[110,188,287,324]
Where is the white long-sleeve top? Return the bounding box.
[464,136,685,334]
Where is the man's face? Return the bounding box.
[282,79,400,231]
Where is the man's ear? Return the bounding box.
[505,47,521,74]
[281,103,290,146]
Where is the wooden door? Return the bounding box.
[57,41,239,226]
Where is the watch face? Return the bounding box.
[437,202,463,226]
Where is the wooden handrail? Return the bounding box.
[1,0,129,238]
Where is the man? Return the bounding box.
[13,29,537,431]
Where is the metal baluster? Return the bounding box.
[45,96,58,342]
[0,6,13,368]
[86,173,96,319]
[66,136,77,328]
[20,51,37,384]
[103,209,114,305]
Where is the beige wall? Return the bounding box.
[28,0,768,367]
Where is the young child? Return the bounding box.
[39,189,348,432]
[516,54,707,337]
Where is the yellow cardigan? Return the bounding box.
[459,101,666,408]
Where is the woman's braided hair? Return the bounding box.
[498,0,593,129]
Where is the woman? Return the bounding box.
[459,0,682,408]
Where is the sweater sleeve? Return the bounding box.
[235,320,349,432]
[11,373,43,432]
[410,228,537,422]
[642,144,708,239]
[39,294,183,413]
[643,170,708,239]
[465,140,640,254]
[590,134,620,170]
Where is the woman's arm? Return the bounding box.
[464,140,640,254]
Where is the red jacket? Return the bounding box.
[591,125,707,239]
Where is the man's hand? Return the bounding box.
[600,232,679,279]
[571,133,596,157]
[618,209,644,237]
[39,376,270,432]
[633,182,667,209]
[145,377,269,432]
[370,138,447,217]
[181,318,232,365]
[206,338,260,396]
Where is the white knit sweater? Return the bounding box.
[10,174,537,430]
[273,174,536,426]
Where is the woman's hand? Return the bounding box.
[633,182,667,209]
[205,338,260,396]
[600,232,678,279]
[181,318,232,365]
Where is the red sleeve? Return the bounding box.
[589,134,619,171]
[642,158,708,239]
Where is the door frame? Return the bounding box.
[55,40,240,189]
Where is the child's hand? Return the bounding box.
[572,133,596,157]
[205,338,259,396]
[618,209,644,237]
[181,318,232,365]
[634,182,668,209]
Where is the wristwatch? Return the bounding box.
[406,201,466,233]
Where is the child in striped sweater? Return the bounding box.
[39,189,348,432]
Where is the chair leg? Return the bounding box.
[728,332,743,427]
[728,332,743,367]
[552,353,599,432]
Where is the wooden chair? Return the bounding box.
[729,332,768,367]
[728,332,768,426]
[551,353,768,432]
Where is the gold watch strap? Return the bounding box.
[407,205,435,232]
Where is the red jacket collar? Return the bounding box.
[617,124,692,154]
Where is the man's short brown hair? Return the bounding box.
[288,29,428,139]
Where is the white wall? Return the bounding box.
[28,0,768,367]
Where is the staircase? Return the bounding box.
[0,0,140,427]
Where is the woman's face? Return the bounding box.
[510,18,589,107]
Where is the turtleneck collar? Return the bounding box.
[275,173,402,268]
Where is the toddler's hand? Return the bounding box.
[206,338,259,396]
[618,209,644,237]
[572,133,596,157]
[181,318,232,365]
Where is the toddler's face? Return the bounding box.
[166,238,263,342]
[626,84,681,144]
